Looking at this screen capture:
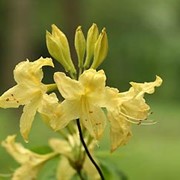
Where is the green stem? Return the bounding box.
[76,119,105,180]
[78,66,83,77]
[77,170,85,180]
[46,83,57,92]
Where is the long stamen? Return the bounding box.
[119,111,156,125]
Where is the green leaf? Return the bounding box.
[37,157,59,180]
[30,145,53,154]
[100,159,128,180]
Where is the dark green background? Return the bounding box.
[0,0,180,179]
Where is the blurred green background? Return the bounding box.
[0,0,180,179]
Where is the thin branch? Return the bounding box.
[76,119,105,180]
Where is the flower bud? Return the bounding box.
[74,26,86,68]
[91,28,108,69]
[46,24,76,75]
[84,23,99,69]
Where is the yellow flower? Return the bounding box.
[41,67,162,152]
[49,130,100,180]
[1,135,57,180]
[0,57,54,141]
[104,76,163,152]
[52,69,107,139]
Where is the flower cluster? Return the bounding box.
[2,129,99,180]
[0,24,162,179]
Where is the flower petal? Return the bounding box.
[1,135,57,180]
[49,138,71,156]
[56,156,76,180]
[50,100,80,131]
[14,57,54,85]
[81,104,106,139]
[120,98,150,121]
[108,111,131,152]
[79,69,106,94]
[0,85,37,108]
[1,135,29,164]
[38,93,60,124]
[54,72,84,99]
[20,95,41,142]
[130,76,163,97]
[39,93,79,131]
[102,86,120,110]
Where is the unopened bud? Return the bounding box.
[75,26,86,68]
[91,28,108,69]
[84,23,99,69]
[46,31,70,72]
[46,24,76,75]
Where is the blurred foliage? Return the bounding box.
[0,102,180,180]
[0,1,180,179]
[1,0,180,101]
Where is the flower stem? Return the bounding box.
[77,170,85,180]
[76,119,105,180]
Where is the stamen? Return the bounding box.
[118,111,156,125]
[125,118,157,125]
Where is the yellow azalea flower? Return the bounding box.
[41,68,162,152]
[49,131,100,180]
[1,135,57,180]
[0,57,54,141]
[52,69,107,139]
[104,76,163,152]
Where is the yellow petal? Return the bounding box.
[1,135,56,180]
[0,57,51,110]
[130,76,163,96]
[81,103,106,139]
[0,85,32,108]
[108,111,131,152]
[102,86,120,110]
[54,72,84,99]
[39,93,77,131]
[56,156,76,180]
[50,99,79,131]
[20,95,42,142]
[120,98,150,121]
[117,76,162,123]
[14,57,54,85]
[79,69,106,102]
[38,93,60,125]
[49,138,71,156]
[1,135,29,164]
